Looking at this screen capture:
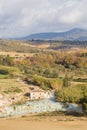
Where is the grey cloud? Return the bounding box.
[0,0,87,38]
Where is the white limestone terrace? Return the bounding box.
[0,97,82,118]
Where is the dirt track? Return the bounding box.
[0,116,87,130]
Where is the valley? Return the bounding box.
[0,39,87,118]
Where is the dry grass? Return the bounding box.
[0,79,30,94]
[0,51,34,57]
[67,48,87,54]
[38,43,50,49]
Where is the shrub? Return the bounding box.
[55,84,87,103]
[0,65,21,78]
[30,75,62,90]
[0,69,9,75]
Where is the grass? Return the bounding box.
[0,40,40,53]
[0,51,35,58]
[37,111,84,117]
[0,79,30,94]
[4,87,22,94]
[0,74,10,79]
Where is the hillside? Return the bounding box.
[21,28,87,41]
[0,40,39,53]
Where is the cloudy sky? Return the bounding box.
[0,0,87,38]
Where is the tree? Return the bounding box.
[63,74,69,88]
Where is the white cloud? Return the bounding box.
[59,10,82,24]
[0,0,86,38]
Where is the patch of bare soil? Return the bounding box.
[0,115,87,130]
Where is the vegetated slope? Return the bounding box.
[0,40,39,53]
[22,28,87,41]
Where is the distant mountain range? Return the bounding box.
[17,28,87,41]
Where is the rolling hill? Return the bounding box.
[21,28,87,41]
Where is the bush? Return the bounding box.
[83,103,87,113]
[30,75,62,90]
[55,84,87,103]
[4,87,22,94]
[0,69,9,75]
[0,65,21,78]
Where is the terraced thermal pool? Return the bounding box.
[0,99,82,118]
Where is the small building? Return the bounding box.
[44,91,54,99]
[24,87,54,100]
[29,90,45,100]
